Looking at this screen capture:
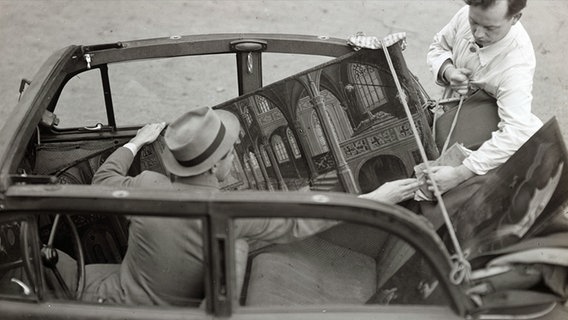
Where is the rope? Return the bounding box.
[380,41,470,284]
[441,95,465,155]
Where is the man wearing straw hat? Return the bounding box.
[81,106,420,306]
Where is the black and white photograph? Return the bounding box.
[0,1,567,319]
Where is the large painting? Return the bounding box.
[213,46,437,194]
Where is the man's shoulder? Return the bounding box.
[457,5,469,15]
[503,25,535,67]
[454,5,469,22]
[512,22,534,53]
[451,6,473,38]
[137,170,171,185]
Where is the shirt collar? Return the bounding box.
[174,172,220,190]
[468,24,519,67]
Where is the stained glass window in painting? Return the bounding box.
[351,64,388,113]
[271,135,289,163]
[255,96,272,114]
[287,128,301,159]
[249,151,260,169]
[311,111,329,152]
[261,145,272,167]
[242,106,253,126]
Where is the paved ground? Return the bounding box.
[0,0,566,140]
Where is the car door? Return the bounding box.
[212,191,469,319]
[0,184,218,319]
[0,184,469,320]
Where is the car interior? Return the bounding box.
[1,39,567,318]
[1,131,453,307]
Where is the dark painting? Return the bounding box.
[452,119,568,259]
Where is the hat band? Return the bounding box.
[177,123,226,168]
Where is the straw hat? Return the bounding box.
[160,106,240,177]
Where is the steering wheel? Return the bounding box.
[41,214,85,300]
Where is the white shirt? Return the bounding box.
[427,6,543,175]
[123,142,139,156]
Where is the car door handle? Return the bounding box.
[11,278,31,296]
[83,123,103,131]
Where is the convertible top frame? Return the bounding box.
[0,34,353,192]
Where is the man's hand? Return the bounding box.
[359,178,422,204]
[444,66,472,95]
[426,165,475,194]
[129,122,166,149]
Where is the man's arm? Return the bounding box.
[359,178,421,204]
[462,67,542,175]
[234,178,422,244]
[439,60,473,96]
[91,147,137,187]
[427,6,466,85]
[92,123,166,187]
[427,164,476,194]
[234,218,339,245]
[428,62,543,194]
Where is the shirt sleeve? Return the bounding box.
[92,147,139,187]
[462,62,543,174]
[427,7,465,85]
[234,218,339,244]
[123,142,139,156]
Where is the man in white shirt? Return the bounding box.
[426,0,543,193]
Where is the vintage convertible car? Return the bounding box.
[0,33,567,319]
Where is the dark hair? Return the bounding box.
[464,0,526,18]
